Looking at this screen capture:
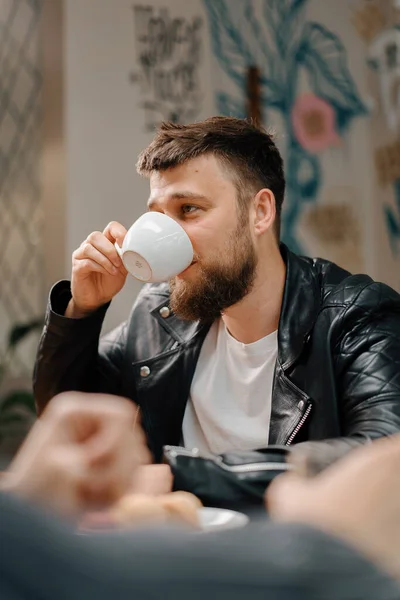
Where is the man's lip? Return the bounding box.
[178,261,196,276]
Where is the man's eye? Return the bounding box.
[181,205,198,215]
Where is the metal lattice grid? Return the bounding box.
[0,0,43,377]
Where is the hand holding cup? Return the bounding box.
[66,214,193,318]
[66,221,129,318]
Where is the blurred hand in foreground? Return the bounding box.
[267,435,400,582]
[130,464,173,496]
[1,392,151,518]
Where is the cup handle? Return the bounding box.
[115,242,123,258]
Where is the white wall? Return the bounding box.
[65,0,216,331]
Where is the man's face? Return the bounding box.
[148,155,257,321]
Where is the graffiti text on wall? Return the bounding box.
[130,6,204,130]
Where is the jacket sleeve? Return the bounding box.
[33,281,129,414]
[293,282,400,475]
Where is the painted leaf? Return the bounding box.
[202,0,255,87]
[203,0,285,106]
[216,93,246,119]
[385,181,400,256]
[385,206,400,255]
[241,1,284,107]
[263,0,307,53]
[242,0,273,65]
[298,22,367,128]
[264,0,307,30]
[287,145,320,200]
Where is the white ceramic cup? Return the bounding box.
[115,212,193,283]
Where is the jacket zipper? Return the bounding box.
[285,402,312,446]
[164,445,200,457]
[214,457,292,474]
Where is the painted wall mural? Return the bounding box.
[375,138,400,257]
[385,178,400,255]
[202,0,367,253]
[355,0,400,258]
[368,25,400,132]
[301,194,363,275]
[130,5,204,130]
[371,25,400,256]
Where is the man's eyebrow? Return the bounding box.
[147,192,210,209]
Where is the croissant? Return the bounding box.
[110,491,203,529]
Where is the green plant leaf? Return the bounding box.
[0,390,36,415]
[0,413,29,425]
[7,317,44,350]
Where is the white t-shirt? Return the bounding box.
[182,319,278,456]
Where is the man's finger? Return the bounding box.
[130,465,173,496]
[266,472,311,517]
[103,221,128,248]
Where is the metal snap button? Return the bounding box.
[140,365,151,378]
[298,400,305,411]
[159,306,170,318]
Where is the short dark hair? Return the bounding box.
[137,116,285,238]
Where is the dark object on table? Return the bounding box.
[164,445,291,514]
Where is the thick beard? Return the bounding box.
[169,225,257,321]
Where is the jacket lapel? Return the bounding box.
[134,300,211,460]
[269,245,320,444]
[269,368,312,445]
[151,304,209,344]
[277,245,320,369]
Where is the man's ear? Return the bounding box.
[252,188,276,236]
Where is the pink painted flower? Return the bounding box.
[292,94,340,153]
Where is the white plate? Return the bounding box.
[197,507,250,532]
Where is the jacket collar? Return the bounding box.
[151,244,321,366]
[150,284,210,344]
[278,244,320,369]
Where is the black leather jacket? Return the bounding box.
[34,245,400,473]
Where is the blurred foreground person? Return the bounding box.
[1,392,151,517]
[0,392,400,599]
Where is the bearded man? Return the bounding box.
[34,116,400,475]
